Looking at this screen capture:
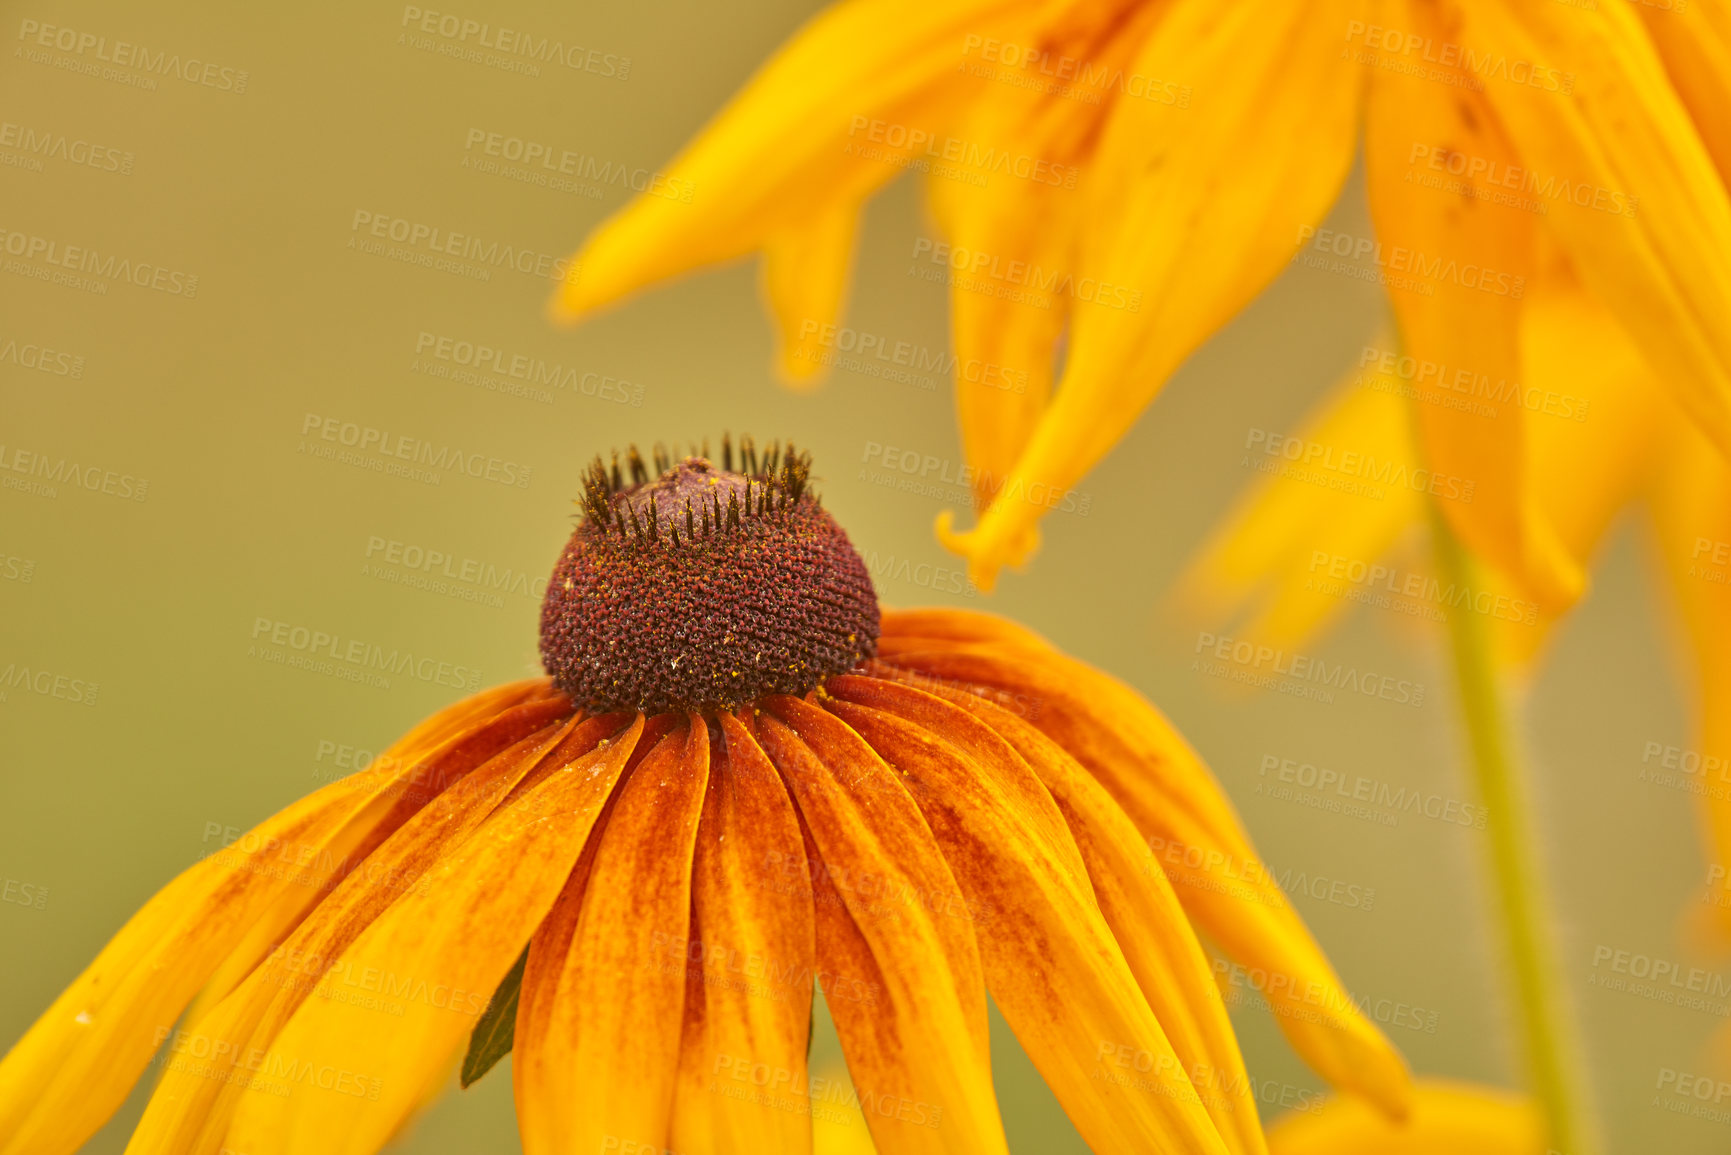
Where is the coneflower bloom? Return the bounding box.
[549,0,1731,603]
[0,440,1407,1155]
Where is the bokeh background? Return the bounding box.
[0,1,1719,1151]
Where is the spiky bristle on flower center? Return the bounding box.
[539,437,880,713]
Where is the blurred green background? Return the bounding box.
[0,1,1720,1151]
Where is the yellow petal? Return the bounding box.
[1267,1078,1543,1154]
[1461,0,1731,456]
[126,697,580,1155]
[513,719,710,1155]
[872,663,1270,1155]
[1636,0,1731,184]
[1648,418,1731,942]
[1171,364,1422,653]
[222,716,645,1155]
[938,0,1364,588]
[1491,270,1664,666]
[755,702,1010,1155]
[873,639,1412,1117]
[826,676,1239,1155]
[667,715,817,1155]
[762,200,862,388]
[0,681,559,1155]
[553,0,1027,322]
[1363,0,1580,610]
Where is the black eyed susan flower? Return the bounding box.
[0,440,1409,1155]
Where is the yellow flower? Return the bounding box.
[0,441,1408,1155]
[550,0,1731,598]
[1177,249,1731,935]
[1267,1078,1544,1154]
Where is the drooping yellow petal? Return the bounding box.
[1461,0,1731,456]
[222,716,645,1155]
[1491,271,1664,667]
[873,663,1269,1155]
[938,0,1364,588]
[1636,0,1731,184]
[826,676,1242,1155]
[1172,366,1422,653]
[553,0,1033,322]
[0,681,561,1155]
[513,719,710,1155]
[918,1,1166,534]
[1266,1078,1543,1154]
[762,200,863,389]
[873,636,1412,1117]
[1364,0,1580,610]
[754,703,1010,1155]
[668,715,817,1155]
[126,698,580,1155]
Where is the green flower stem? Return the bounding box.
[1432,509,1597,1155]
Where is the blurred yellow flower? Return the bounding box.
[1176,248,1731,941]
[1267,1078,1544,1155]
[552,0,1731,596]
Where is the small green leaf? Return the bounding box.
[461,948,527,1089]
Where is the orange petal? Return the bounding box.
[667,715,818,1155]
[126,698,582,1155]
[755,702,1009,1155]
[1363,0,1580,609]
[1267,1078,1542,1154]
[822,677,1234,1155]
[513,719,711,1155]
[864,664,1269,1155]
[873,642,1412,1117]
[221,716,646,1155]
[0,680,559,1155]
